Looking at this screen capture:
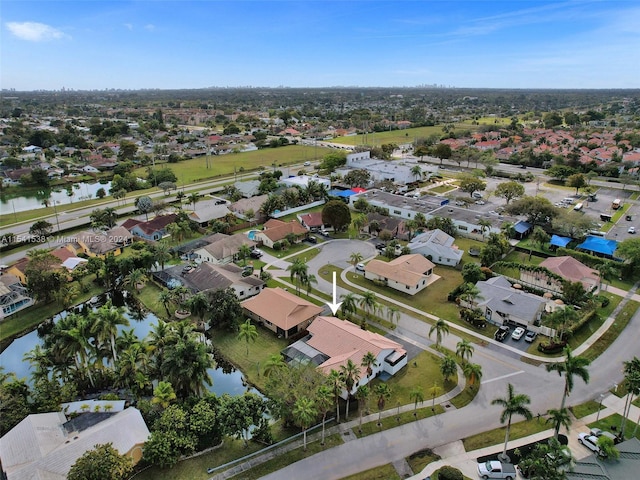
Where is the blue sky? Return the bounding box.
[2,1,639,91]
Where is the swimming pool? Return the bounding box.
[247,229,259,240]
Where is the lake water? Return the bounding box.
[0,293,255,397]
[0,181,112,214]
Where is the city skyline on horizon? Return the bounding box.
[2,1,639,91]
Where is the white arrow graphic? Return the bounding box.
[326,271,342,315]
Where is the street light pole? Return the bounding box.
[52,201,61,232]
[596,393,605,421]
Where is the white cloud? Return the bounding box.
[6,21,69,41]
[144,24,155,32]
[124,23,133,31]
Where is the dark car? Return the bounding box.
[215,199,226,205]
[306,236,318,244]
[250,250,263,259]
[494,325,510,342]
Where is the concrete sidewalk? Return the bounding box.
[408,392,640,479]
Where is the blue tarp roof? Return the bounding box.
[329,189,356,197]
[577,236,618,256]
[550,235,572,247]
[514,221,533,234]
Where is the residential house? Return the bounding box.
[193,233,256,264]
[566,437,640,480]
[229,194,269,223]
[299,211,325,231]
[187,199,232,227]
[282,316,407,397]
[122,214,177,241]
[180,262,264,299]
[254,219,307,248]
[241,287,324,338]
[0,274,33,319]
[0,407,149,480]
[521,256,601,295]
[68,230,122,258]
[407,229,464,266]
[234,180,261,198]
[5,258,28,285]
[364,254,437,295]
[467,276,547,328]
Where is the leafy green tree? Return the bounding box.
[429,319,450,348]
[598,435,620,460]
[491,383,533,461]
[205,288,243,331]
[531,225,551,250]
[461,263,485,284]
[546,165,577,182]
[135,195,153,220]
[152,381,177,409]
[516,437,571,480]
[506,196,558,228]
[432,143,452,165]
[29,219,53,240]
[143,405,196,468]
[615,238,640,269]
[322,200,352,232]
[219,392,266,447]
[566,173,587,194]
[68,443,132,480]
[495,181,525,204]
[293,397,317,451]
[459,175,486,197]
[237,319,258,356]
[343,169,371,188]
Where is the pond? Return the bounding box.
[0,181,112,214]
[0,292,255,397]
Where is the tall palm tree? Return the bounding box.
[293,397,317,451]
[361,351,378,378]
[340,293,358,320]
[358,291,379,325]
[158,290,174,318]
[188,192,199,211]
[374,383,392,426]
[152,381,177,409]
[349,252,364,268]
[355,385,370,433]
[303,273,318,296]
[340,359,360,420]
[90,301,129,364]
[316,385,333,445]
[237,244,253,266]
[462,363,483,389]
[410,386,425,417]
[456,339,475,363]
[153,241,172,270]
[478,218,492,238]
[491,383,533,461]
[546,407,572,439]
[440,355,457,383]
[328,369,343,423]
[287,258,308,295]
[23,345,52,383]
[386,305,401,326]
[237,319,258,356]
[350,214,367,236]
[545,346,590,415]
[620,357,640,438]
[429,319,450,348]
[123,268,148,292]
[411,165,424,182]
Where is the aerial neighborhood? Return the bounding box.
[1,87,640,480]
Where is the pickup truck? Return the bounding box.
[477,460,516,479]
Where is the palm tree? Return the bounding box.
[478,219,492,239]
[340,293,358,320]
[90,301,129,364]
[428,319,450,348]
[491,383,533,461]
[456,339,474,363]
[545,346,590,416]
[374,383,392,426]
[386,305,401,326]
[23,345,52,383]
[237,319,258,356]
[340,359,360,420]
[263,354,286,378]
[410,386,425,417]
[546,407,572,439]
[152,381,177,409]
[103,207,117,228]
[287,258,308,295]
[153,241,172,270]
[303,273,318,296]
[123,268,148,292]
[355,385,370,432]
[440,355,457,383]
[293,397,317,451]
[188,192,199,211]
[463,363,483,389]
[411,165,424,182]
[349,252,364,268]
[158,290,174,318]
[237,244,253,266]
[619,357,640,438]
[328,369,343,423]
[188,292,209,328]
[350,214,367,236]
[358,291,379,325]
[316,385,333,445]
[361,351,378,378]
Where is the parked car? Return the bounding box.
[250,249,263,259]
[477,460,516,479]
[524,330,537,343]
[306,236,318,244]
[356,263,365,272]
[511,327,526,341]
[590,428,620,444]
[494,326,510,342]
[182,265,194,274]
[303,161,311,166]
[215,199,226,205]
[578,433,601,454]
[475,200,486,205]
[628,226,636,234]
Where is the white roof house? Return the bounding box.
[407,229,464,266]
[279,174,331,190]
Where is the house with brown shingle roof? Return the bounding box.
[181,262,264,299]
[254,219,307,248]
[364,254,437,295]
[521,256,600,295]
[299,212,324,230]
[68,230,122,258]
[125,214,177,241]
[282,316,407,397]
[193,233,256,264]
[241,287,324,338]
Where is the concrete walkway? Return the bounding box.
[409,392,640,480]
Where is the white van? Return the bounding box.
[574,202,583,211]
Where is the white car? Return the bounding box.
[303,161,311,166]
[578,433,601,454]
[628,226,636,234]
[356,263,365,271]
[475,200,486,205]
[511,327,526,341]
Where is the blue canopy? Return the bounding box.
[550,235,572,248]
[577,236,618,256]
[514,221,532,234]
[329,189,356,197]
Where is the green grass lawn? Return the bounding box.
[430,184,457,194]
[406,448,441,477]
[352,405,445,439]
[208,327,289,392]
[588,413,640,440]
[462,417,551,452]
[580,300,639,362]
[570,400,602,419]
[339,464,401,480]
